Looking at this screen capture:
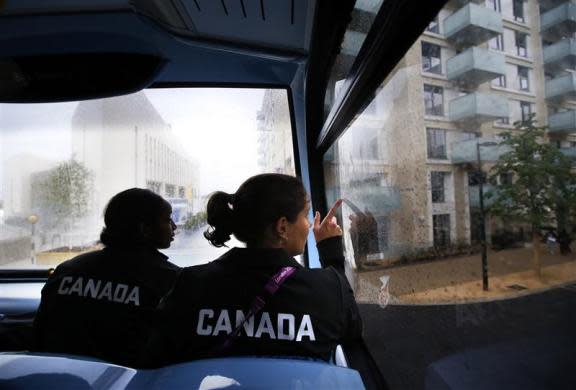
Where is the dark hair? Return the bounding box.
[204,174,307,247]
[100,188,171,247]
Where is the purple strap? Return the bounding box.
[216,266,296,352]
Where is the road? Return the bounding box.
[361,283,576,389]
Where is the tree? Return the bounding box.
[486,116,576,277]
[34,158,93,230]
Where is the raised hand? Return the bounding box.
[313,199,343,243]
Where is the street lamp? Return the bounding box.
[476,141,497,291]
[27,214,39,265]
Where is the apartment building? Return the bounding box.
[326,0,576,265]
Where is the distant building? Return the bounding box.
[256,90,295,174]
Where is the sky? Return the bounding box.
[0,88,270,202]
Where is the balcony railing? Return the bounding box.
[449,92,508,125]
[548,110,576,134]
[543,38,576,73]
[545,73,576,102]
[541,1,576,41]
[447,47,505,88]
[451,138,510,164]
[444,3,502,47]
[347,186,401,215]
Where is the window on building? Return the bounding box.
[146,180,162,194]
[513,0,524,22]
[431,172,446,203]
[433,214,451,247]
[178,186,185,198]
[487,0,501,12]
[492,74,506,88]
[489,33,504,51]
[423,84,444,116]
[518,66,530,91]
[427,128,447,159]
[165,184,175,197]
[515,32,528,57]
[426,15,439,34]
[461,132,479,141]
[520,101,532,122]
[422,42,442,74]
[499,172,514,186]
[496,116,510,125]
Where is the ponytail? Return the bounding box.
[204,191,235,247]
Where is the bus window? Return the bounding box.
[0,88,295,269]
[321,1,576,389]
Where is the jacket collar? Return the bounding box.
[215,247,303,269]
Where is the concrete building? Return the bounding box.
[71,91,198,220]
[327,0,576,266]
[256,89,295,174]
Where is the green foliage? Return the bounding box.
[184,211,207,230]
[486,116,576,232]
[35,158,93,228]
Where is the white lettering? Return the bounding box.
[277,313,295,341]
[197,309,214,336]
[235,310,254,337]
[68,277,84,296]
[98,282,113,300]
[57,276,73,294]
[212,310,233,336]
[255,312,276,339]
[113,284,128,303]
[124,287,140,306]
[296,315,315,341]
[84,279,101,298]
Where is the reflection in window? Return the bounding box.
[515,32,528,57]
[518,66,530,91]
[426,15,439,34]
[490,33,504,51]
[513,0,524,22]
[422,42,442,74]
[423,84,444,116]
[431,172,446,203]
[427,128,447,159]
[433,214,450,247]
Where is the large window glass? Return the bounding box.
[0,88,295,269]
[323,3,576,388]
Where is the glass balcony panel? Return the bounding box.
[541,1,576,41]
[447,47,506,88]
[545,73,576,101]
[443,3,503,47]
[449,93,508,125]
[451,138,510,164]
[543,38,576,73]
[548,110,576,134]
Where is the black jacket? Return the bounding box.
[33,246,180,366]
[153,237,362,365]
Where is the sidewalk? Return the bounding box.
[355,246,576,305]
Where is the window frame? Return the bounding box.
[421,41,442,74]
[423,84,444,117]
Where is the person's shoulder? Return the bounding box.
[296,266,343,287]
[53,249,106,272]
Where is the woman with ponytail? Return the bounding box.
[155,173,362,366]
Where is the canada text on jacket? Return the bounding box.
[57,276,140,306]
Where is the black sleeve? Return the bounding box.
[316,236,345,274]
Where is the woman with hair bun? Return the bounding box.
[155,173,362,365]
[33,188,180,367]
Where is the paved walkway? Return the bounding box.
[356,245,576,305]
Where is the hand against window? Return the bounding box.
[313,199,343,243]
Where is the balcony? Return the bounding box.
[543,38,576,73]
[443,3,502,47]
[449,93,508,125]
[348,186,401,215]
[545,73,576,102]
[541,2,576,41]
[447,47,505,88]
[451,137,510,165]
[548,110,576,134]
